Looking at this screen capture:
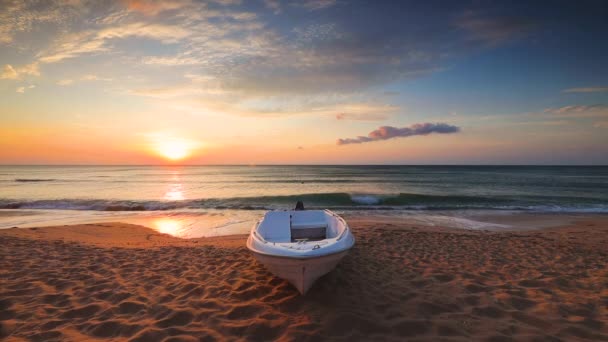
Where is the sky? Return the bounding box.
[0,0,607,165]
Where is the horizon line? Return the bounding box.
[1,164,607,167]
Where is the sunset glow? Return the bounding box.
[157,140,191,161]
[0,1,606,164]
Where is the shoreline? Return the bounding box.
[1,216,607,340]
[2,209,607,238]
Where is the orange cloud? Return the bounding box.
[124,0,185,15]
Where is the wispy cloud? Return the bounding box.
[543,104,608,118]
[39,22,190,63]
[124,0,187,16]
[264,0,281,14]
[56,79,74,86]
[16,85,35,93]
[563,87,608,93]
[295,0,338,11]
[81,74,113,82]
[129,86,203,98]
[0,1,81,45]
[454,10,534,46]
[335,113,389,121]
[212,0,243,6]
[37,32,108,64]
[335,104,397,121]
[4,0,535,111]
[142,56,202,66]
[1,1,557,124]
[96,22,189,42]
[1,65,18,79]
[337,123,461,145]
[0,63,40,80]
[56,74,112,86]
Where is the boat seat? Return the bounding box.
[290,211,328,230]
[257,212,291,242]
[291,227,326,241]
[290,221,327,229]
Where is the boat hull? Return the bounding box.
[251,250,349,294]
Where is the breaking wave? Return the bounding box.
[1,192,607,213]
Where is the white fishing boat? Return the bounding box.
[246,207,355,294]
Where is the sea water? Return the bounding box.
[1,165,607,237]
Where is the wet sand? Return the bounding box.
[1,217,607,341]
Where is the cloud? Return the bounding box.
[295,0,338,11]
[335,104,397,121]
[543,104,608,118]
[211,0,243,5]
[0,1,81,45]
[127,0,243,11]
[81,74,113,81]
[96,22,189,42]
[39,22,190,63]
[2,1,551,120]
[56,75,112,86]
[56,79,74,86]
[336,113,389,121]
[230,97,399,118]
[1,65,18,79]
[124,0,186,15]
[264,0,281,14]
[37,32,108,63]
[545,104,605,113]
[121,0,257,21]
[293,23,342,43]
[35,0,262,67]
[142,55,203,66]
[11,1,532,102]
[18,63,41,77]
[200,11,461,97]
[1,63,40,79]
[16,85,35,93]
[337,123,461,145]
[130,85,207,98]
[454,11,534,46]
[129,83,399,119]
[563,87,608,93]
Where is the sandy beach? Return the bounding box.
[1,216,607,341]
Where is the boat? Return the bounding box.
[246,207,355,294]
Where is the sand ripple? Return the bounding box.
[1,220,607,341]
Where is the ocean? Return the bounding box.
[1,165,607,237]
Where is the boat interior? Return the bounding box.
[256,210,345,243]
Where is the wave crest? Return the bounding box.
[1,192,607,213]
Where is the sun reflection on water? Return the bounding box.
[164,170,185,201]
[164,185,184,201]
[153,218,182,236]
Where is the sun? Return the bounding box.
[158,140,190,161]
[146,132,201,162]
